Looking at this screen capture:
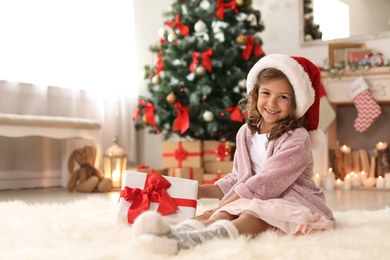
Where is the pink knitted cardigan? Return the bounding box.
[215,124,334,220]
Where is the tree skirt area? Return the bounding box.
[1,196,390,260]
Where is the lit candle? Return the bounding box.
[376,176,385,188]
[385,173,390,189]
[352,172,361,187]
[362,177,376,188]
[313,173,321,187]
[326,168,335,190]
[344,174,351,190]
[360,171,367,180]
[376,142,388,150]
[340,145,351,154]
[335,178,344,189]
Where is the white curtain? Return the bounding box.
[0,0,139,188]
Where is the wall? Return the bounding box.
[133,0,390,168]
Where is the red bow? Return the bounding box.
[131,100,157,127]
[120,173,179,224]
[156,51,164,75]
[166,14,189,36]
[224,105,244,123]
[216,142,231,161]
[189,48,213,73]
[242,35,264,60]
[173,102,190,134]
[215,0,238,20]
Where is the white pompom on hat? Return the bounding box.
[246,53,325,149]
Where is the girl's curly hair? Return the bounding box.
[239,68,307,140]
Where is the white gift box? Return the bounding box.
[117,171,198,224]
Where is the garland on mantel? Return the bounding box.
[321,56,390,78]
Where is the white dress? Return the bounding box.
[210,132,334,235]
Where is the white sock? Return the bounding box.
[172,219,205,232]
[136,219,239,255]
[132,211,171,237]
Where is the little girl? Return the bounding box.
[132,54,335,255]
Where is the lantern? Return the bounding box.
[103,136,127,189]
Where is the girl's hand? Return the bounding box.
[193,209,215,221]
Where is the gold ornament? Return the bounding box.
[142,114,147,123]
[152,75,160,85]
[195,65,206,76]
[166,92,177,104]
[236,35,247,45]
[236,0,244,6]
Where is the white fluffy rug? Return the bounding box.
[1,196,390,260]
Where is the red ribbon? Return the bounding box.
[203,173,222,184]
[156,51,164,75]
[132,100,157,127]
[242,35,264,60]
[224,105,244,123]
[120,173,178,223]
[136,164,149,170]
[173,102,190,134]
[163,142,202,168]
[166,14,189,36]
[189,48,213,73]
[171,168,194,179]
[203,142,231,161]
[215,0,238,20]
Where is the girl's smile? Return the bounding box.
[257,78,292,133]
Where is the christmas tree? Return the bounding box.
[133,0,265,142]
[303,0,322,41]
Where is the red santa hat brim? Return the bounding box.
[246,54,325,149]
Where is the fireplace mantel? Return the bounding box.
[321,67,390,104]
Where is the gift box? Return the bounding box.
[203,141,233,162]
[204,161,233,174]
[117,171,198,224]
[168,167,204,185]
[129,164,168,176]
[162,141,203,168]
[203,173,227,184]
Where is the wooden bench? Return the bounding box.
[0,113,102,188]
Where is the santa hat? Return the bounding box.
[246,53,325,149]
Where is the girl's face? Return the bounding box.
[256,78,292,131]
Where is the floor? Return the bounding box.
[0,186,389,212]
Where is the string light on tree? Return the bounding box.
[203,110,214,122]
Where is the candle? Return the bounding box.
[360,171,367,180]
[352,173,361,187]
[335,178,344,189]
[326,168,335,190]
[376,176,385,188]
[340,145,351,154]
[344,174,351,190]
[376,142,388,150]
[362,177,376,188]
[385,173,390,189]
[313,173,321,187]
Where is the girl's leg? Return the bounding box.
[232,213,271,237]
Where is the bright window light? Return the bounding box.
[0,0,136,95]
[313,0,350,41]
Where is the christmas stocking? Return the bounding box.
[318,84,336,132]
[347,76,382,133]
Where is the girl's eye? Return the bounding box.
[280,95,288,100]
[261,91,270,95]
